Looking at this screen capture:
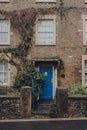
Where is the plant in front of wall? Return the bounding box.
[12,58,44,100]
[49,103,58,118]
[34,73,44,102]
[68,84,87,95]
[79,106,86,117]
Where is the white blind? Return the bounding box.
[37,19,54,45]
[0,60,8,85]
[0,20,9,44]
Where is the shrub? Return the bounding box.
[12,59,44,101]
[7,88,20,96]
[49,103,58,118]
[68,84,87,95]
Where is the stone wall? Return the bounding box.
[0,87,32,119]
[56,87,87,117]
[0,96,20,119]
[68,95,87,117]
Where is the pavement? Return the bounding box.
[0,118,87,130]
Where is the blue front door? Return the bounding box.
[39,66,53,100]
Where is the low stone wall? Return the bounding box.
[1,88,87,119]
[0,86,32,119]
[68,95,87,117]
[56,87,87,117]
[0,96,20,119]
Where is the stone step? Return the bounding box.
[32,110,50,115]
[33,100,55,115]
[38,100,54,104]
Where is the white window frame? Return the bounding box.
[36,0,56,3]
[0,19,10,45]
[36,15,56,45]
[82,55,87,86]
[0,60,10,86]
[0,0,9,2]
[81,15,87,45]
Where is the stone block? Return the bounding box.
[0,87,7,95]
[56,87,68,115]
[20,86,32,117]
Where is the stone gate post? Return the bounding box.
[20,86,32,117]
[56,87,68,116]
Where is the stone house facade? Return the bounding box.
[0,0,87,99]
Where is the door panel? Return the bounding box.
[39,66,53,100]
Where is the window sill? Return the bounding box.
[36,1,56,3]
[0,0,10,3]
[0,82,8,86]
[0,1,10,3]
[0,44,10,46]
[36,2,56,3]
[82,84,87,87]
[84,1,87,3]
[35,44,56,46]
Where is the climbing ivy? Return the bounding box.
[13,58,44,100]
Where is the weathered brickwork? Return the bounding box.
[0,0,57,11]
[0,0,87,87]
[0,0,87,11]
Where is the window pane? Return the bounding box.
[0,33,8,43]
[38,19,54,45]
[4,72,8,84]
[0,61,8,85]
[0,62,3,71]
[38,26,53,33]
[0,20,9,44]
[85,73,87,84]
[85,79,87,84]
[85,60,87,68]
[4,62,8,71]
[85,60,87,84]
[85,20,87,32]
[38,32,53,44]
[0,72,4,84]
[85,60,87,72]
